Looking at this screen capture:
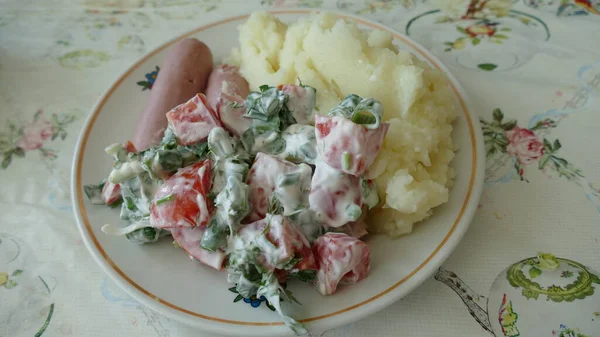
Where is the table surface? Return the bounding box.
[1,0,599,336]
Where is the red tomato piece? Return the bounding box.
[314,115,389,176]
[245,153,301,222]
[150,160,213,228]
[124,140,137,153]
[308,162,363,228]
[102,181,121,206]
[171,226,226,271]
[315,117,331,137]
[312,233,370,295]
[239,215,317,274]
[166,94,223,146]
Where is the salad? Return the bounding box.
[85,82,389,334]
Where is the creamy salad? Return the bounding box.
[85,84,389,334]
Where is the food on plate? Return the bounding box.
[166,93,223,145]
[205,64,250,109]
[313,233,370,295]
[205,64,252,138]
[227,11,457,237]
[245,152,312,222]
[171,226,226,270]
[133,38,213,150]
[149,160,213,229]
[84,11,457,334]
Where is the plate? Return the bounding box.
[71,9,485,337]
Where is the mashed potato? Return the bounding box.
[227,12,457,237]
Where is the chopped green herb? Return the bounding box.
[261,220,272,236]
[278,171,300,187]
[125,227,169,244]
[124,197,136,211]
[345,203,362,221]
[155,194,174,205]
[200,218,229,252]
[282,255,302,270]
[108,198,124,209]
[342,152,353,171]
[291,269,317,283]
[329,94,383,129]
[351,110,377,125]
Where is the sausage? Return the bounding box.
[205,64,250,108]
[132,38,213,150]
[205,65,252,137]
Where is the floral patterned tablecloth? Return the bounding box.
[1,0,599,336]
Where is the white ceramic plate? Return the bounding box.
[71,9,484,337]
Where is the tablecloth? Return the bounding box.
[0,0,599,336]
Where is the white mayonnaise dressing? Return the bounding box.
[314,233,368,296]
[174,121,215,146]
[309,161,363,228]
[274,163,312,216]
[101,220,148,236]
[247,153,310,220]
[196,165,210,226]
[279,124,317,164]
[108,160,144,184]
[282,85,317,125]
[218,96,252,137]
[251,131,280,154]
[208,127,247,194]
[214,160,249,230]
[208,127,236,159]
[227,215,291,267]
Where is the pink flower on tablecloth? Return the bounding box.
[504,126,544,165]
[17,115,54,151]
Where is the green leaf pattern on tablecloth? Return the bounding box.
[261,0,324,8]
[506,256,600,302]
[58,49,111,70]
[444,19,512,52]
[481,108,584,183]
[0,111,78,170]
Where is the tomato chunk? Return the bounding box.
[309,162,363,228]
[245,153,310,222]
[124,140,137,153]
[166,94,222,146]
[315,115,389,176]
[102,181,122,206]
[238,215,317,274]
[312,233,370,295]
[150,160,213,228]
[171,226,226,270]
